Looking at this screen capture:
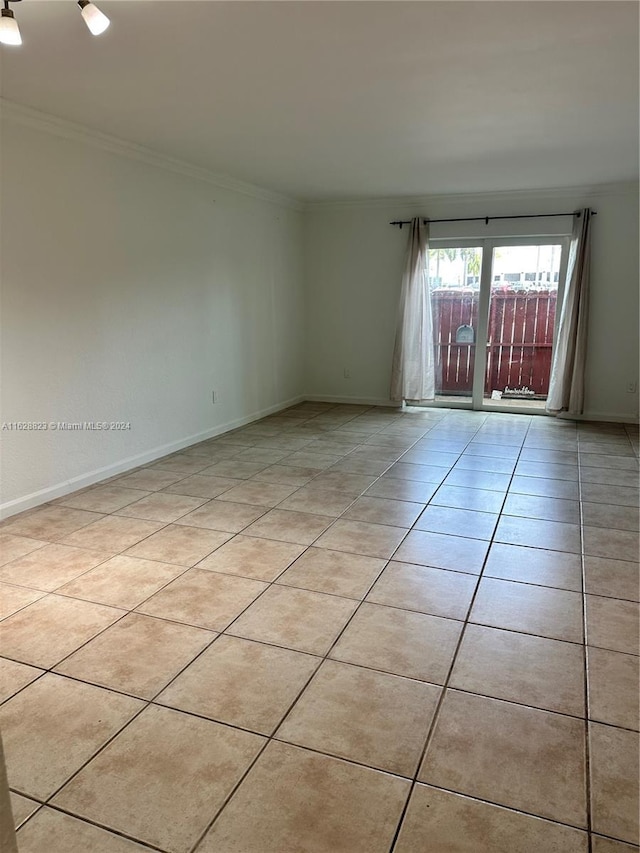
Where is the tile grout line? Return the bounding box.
[387,414,544,853]
[5,408,636,849]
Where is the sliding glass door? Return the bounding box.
[428,244,483,405]
[427,237,568,412]
[483,243,563,409]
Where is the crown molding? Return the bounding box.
[0,98,304,211]
[303,181,639,212]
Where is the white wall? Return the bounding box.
[0,114,305,517]
[304,184,639,421]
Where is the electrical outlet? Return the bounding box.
[627,382,637,394]
[212,390,218,403]
[343,368,351,379]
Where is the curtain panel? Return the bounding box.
[546,209,593,416]
[390,218,436,403]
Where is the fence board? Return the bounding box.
[432,288,557,398]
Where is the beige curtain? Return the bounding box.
[546,209,593,415]
[390,218,436,403]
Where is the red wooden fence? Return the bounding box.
[432,288,557,398]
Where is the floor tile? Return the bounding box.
[394,784,588,853]
[0,543,111,592]
[56,485,151,514]
[587,647,639,730]
[234,447,290,464]
[116,468,187,491]
[502,492,580,524]
[53,705,265,853]
[495,515,581,553]
[444,469,510,492]
[342,495,425,527]
[0,658,43,703]
[57,554,186,609]
[583,526,639,562]
[585,595,639,654]
[114,492,208,522]
[157,635,319,734]
[414,505,498,540]
[521,446,578,464]
[582,502,640,532]
[0,583,46,619]
[470,577,584,642]
[10,792,40,829]
[591,837,639,853]
[16,808,152,852]
[430,485,505,513]
[483,542,583,591]
[0,533,46,567]
[365,476,439,503]
[61,516,164,553]
[401,449,459,467]
[420,690,587,826]
[161,473,240,498]
[584,556,639,602]
[0,673,142,799]
[201,459,270,479]
[580,452,639,470]
[455,454,516,475]
[124,524,230,566]
[137,568,267,631]
[366,561,476,620]
[387,462,448,484]
[229,585,357,655]
[277,659,439,776]
[581,482,639,508]
[242,509,333,545]
[330,601,462,683]
[394,530,489,574]
[174,499,266,533]
[450,624,585,716]
[285,451,344,471]
[509,475,580,500]
[278,487,357,517]
[196,534,304,581]
[217,480,298,507]
[589,722,639,845]
[0,594,124,668]
[515,460,578,481]
[314,520,407,559]
[277,547,385,599]
[252,464,319,486]
[305,473,379,497]
[328,456,392,475]
[1,506,102,542]
[581,467,638,488]
[56,613,213,699]
[197,741,410,853]
[151,454,215,475]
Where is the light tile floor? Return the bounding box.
[1,403,639,853]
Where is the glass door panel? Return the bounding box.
[428,246,483,404]
[483,244,562,409]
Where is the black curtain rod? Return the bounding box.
[389,210,597,228]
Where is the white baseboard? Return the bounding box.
[0,395,304,520]
[573,411,639,425]
[305,394,402,408]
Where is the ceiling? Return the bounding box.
[1,1,638,201]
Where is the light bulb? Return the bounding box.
[78,0,110,36]
[0,8,21,46]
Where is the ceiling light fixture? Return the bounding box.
[0,0,22,46]
[0,0,111,47]
[77,0,110,36]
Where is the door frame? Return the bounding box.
[427,235,570,414]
